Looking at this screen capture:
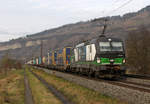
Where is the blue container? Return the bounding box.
[49,52,52,64]
[66,48,71,64]
[54,52,57,64]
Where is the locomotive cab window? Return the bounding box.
[99,42,111,51]
[111,42,123,51]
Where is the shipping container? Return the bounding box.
[57,49,63,65]
[36,58,39,65]
[42,56,46,64]
[49,52,52,65]
[38,57,42,65]
[63,47,72,66]
[52,51,57,65]
[33,59,36,64]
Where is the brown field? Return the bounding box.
[26,69,62,104]
[33,69,127,104]
[0,70,24,104]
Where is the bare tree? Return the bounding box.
[0,53,23,76]
[126,27,150,74]
[0,53,11,76]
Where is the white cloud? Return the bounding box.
[0,0,149,41]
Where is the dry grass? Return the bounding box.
[33,69,127,104]
[26,69,62,104]
[0,70,24,104]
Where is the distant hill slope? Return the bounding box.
[0,6,150,62]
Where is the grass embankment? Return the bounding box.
[33,69,127,104]
[0,70,24,104]
[26,69,62,104]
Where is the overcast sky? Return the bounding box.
[0,0,149,42]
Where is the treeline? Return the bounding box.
[126,27,150,74]
[0,53,22,76]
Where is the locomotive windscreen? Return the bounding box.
[99,42,123,52]
[99,42,111,51]
[111,42,123,51]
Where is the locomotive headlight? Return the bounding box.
[110,59,114,62]
[97,58,101,63]
[108,38,112,41]
[123,59,126,63]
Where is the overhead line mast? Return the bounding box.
[40,40,43,65]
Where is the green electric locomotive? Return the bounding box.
[70,35,126,78]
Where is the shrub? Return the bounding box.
[126,27,150,74]
[0,53,23,75]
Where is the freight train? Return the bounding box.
[28,35,126,78]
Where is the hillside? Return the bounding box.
[0,5,150,62]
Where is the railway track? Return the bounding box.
[79,76,150,94]
[34,66,150,93]
[125,74,150,80]
[29,69,74,104]
[108,80,150,93]
[120,80,150,89]
[32,66,150,104]
[67,73,150,94]
[24,69,34,104]
[125,74,150,87]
